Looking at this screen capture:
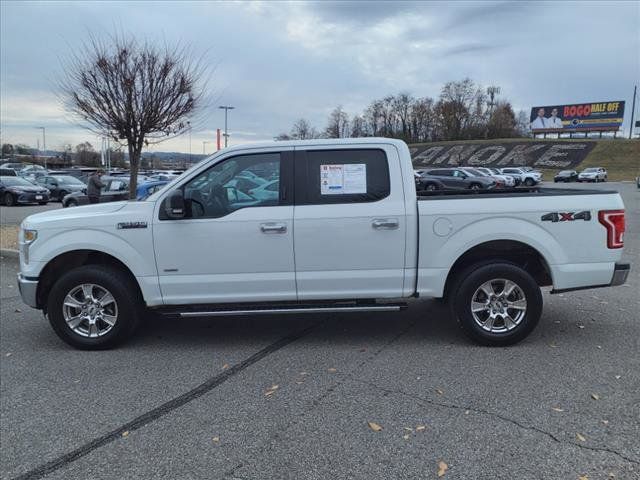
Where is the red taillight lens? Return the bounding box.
[598,210,625,249]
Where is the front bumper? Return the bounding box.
[16,192,49,204]
[17,274,39,308]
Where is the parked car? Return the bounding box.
[500,167,542,186]
[147,173,179,182]
[35,175,86,201]
[17,138,629,350]
[578,167,607,182]
[247,179,280,201]
[554,170,578,183]
[136,180,169,200]
[461,167,509,188]
[420,168,496,190]
[0,175,50,206]
[473,167,516,187]
[62,176,130,207]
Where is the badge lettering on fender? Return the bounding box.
[117,221,148,229]
[541,211,591,222]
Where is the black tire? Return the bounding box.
[425,183,438,191]
[449,261,543,346]
[469,183,482,190]
[4,192,15,206]
[47,265,142,349]
[65,198,78,207]
[58,190,68,202]
[523,178,535,187]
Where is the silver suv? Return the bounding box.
[578,167,607,183]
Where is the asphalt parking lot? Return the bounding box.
[1,182,638,480]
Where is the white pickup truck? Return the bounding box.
[17,138,629,349]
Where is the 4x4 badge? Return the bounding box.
[541,211,591,222]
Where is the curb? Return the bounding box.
[0,248,19,259]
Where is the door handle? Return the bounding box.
[372,218,399,230]
[260,222,287,234]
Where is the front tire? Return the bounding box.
[450,262,543,346]
[470,183,481,190]
[524,178,535,187]
[47,265,141,349]
[4,192,16,206]
[65,198,78,207]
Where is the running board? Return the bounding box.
[178,304,405,318]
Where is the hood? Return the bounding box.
[7,185,47,193]
[22,201,130,229]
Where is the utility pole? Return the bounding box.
[630,85,637,139]
[218,105,235,148]
[36,127,46,168]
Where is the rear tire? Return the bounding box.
[470,183,481,190]
[47,265,142,349]
[449,262,542,346]
[58,190,68,202]
[524,178,535,187]
[65,199,78,207]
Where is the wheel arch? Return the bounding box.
[36,250,144,311]
[442,240,553,301]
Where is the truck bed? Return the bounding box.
[417,186,619,200]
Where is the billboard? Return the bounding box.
[411,142,597,169]
[530,101,625,132]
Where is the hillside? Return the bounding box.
[409,138,639,181]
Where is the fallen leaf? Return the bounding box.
[596,345,602,349]
[437,460,448,477]
[122,431,129,437]
[578,325,585,329]
[552,407,564,412]
[549,343,557,348]
[221,363,229,370]
[300,372,308,376]
[5,352,12,357]
[591,393,599,400]
[327,368,337,373]
[265,390,276,397]
[578,476,588,480]
[74,379,80,383]
[270,384,279,390]
[212,436,220,443]
[435,388,444,395]
[14,308,21,313]
[368,421,383,432]
[404,427,413,432]
[416,425,426,432]
[295,381,304,385]
[576,433,586,442]
[602,419,609,425]
[615,375,621,379]
[403,434,410,440]
[464,410,470,415]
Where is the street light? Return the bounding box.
[203,140,211,155]
[218,105,235,148]
[35,127,46,168]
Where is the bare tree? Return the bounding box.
[59,34,206,198]
[74,142,100,166]
[486,102,517,139]
[291,118,320,139]
[324,106,350,138]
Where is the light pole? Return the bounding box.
[187,121,192,164]
[36,127,46,168]
[218,105,235,148]
[203,141,211,155]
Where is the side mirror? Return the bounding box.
[163,190,186,219]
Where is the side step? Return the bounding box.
[154,301,407,318]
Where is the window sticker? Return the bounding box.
[320,163,366,195]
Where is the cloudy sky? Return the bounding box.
[1,1,638,154]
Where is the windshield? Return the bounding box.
[1,176,35,187]
[53,176,84,185]
[583,168,598,172]
[559,170,574,174]
[464,168,486,177]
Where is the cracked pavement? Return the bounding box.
[1,182,638,479]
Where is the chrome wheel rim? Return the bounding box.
[470,278,527,333]
[62,284,118,338]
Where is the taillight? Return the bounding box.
[598,210,625,249]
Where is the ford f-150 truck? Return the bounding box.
[17,138,629,349]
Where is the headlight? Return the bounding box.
[23,229,37,243]
[19,229,37,264]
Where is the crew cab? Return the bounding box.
[17,138,629,349]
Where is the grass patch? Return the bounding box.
[410,138,639,181]
[0,225,19,250]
